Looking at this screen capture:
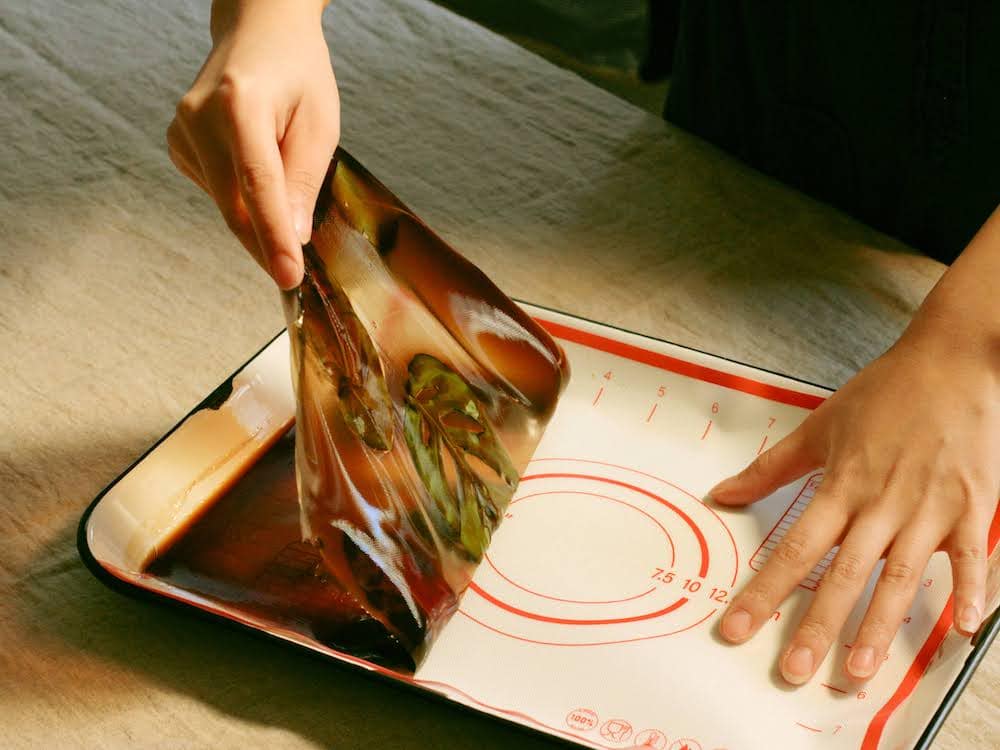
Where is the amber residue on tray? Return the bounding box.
[283,149,569,664]
[147,431,415,669]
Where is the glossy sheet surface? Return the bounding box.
[281,151,569,665]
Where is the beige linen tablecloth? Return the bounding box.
[1,1,996,748]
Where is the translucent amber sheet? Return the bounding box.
[283,150,569,666]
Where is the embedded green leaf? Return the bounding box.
[402,354,516,560]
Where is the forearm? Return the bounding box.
[211,0,329,43]
[172,0,339,289]
[900,205,1000,378]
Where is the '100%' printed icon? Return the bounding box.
[565,709,687,749]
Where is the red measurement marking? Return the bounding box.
[822,683,849,695]
[795,722,823,733]
[592,387,604,406]
[646,403,658,423]
[748,473,834,590]
[701,420,713,440]
[757,435,769,455]
[536,318,827,409]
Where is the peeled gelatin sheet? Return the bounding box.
[283,149,570,667]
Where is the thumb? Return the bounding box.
[281,112,339,245]
[708,429,818,506]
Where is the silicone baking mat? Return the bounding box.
[79,303,1000,750]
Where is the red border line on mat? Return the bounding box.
[537,318,826,410]
[860,509,1000,749]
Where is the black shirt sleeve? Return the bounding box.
[665,0,1000,263]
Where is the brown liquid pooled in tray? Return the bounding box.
[147,430,415,669]
[149,149,569,671]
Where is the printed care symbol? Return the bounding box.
[669,740,702,750]
[600,719,633,744]
[565,708,599,732]
[634,728,669,748]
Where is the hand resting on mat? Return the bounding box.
[710,208,1000,685]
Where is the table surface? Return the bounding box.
[1,1,996,748]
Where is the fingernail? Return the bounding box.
[293,209,311,245]
[706,479,734,503]
[782,646,815,684]
[271,253,302,290]
[721,608,752,641]
[847,645,876,678]
[707,479,727,494]
[958,605,981,635]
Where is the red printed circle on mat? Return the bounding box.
[461,459,740,647]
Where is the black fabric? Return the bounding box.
[665,0,1000,262]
